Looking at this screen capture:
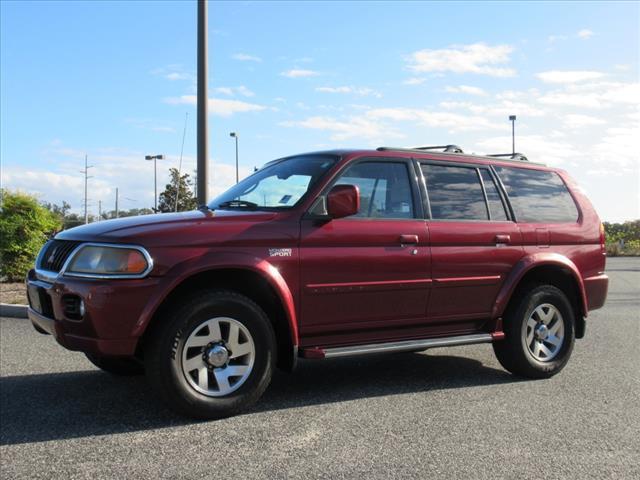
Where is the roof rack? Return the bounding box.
[487,153,529,162]
[377,145,464,154]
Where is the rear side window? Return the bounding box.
[479,169,508,221]
[494,166,578,223]
[421,164,488,220]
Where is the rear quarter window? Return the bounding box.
[494,166,579,223]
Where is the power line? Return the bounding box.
[175,112,189,212]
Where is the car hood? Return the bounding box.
[55,209,281,246]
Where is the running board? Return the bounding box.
[301,333,495,359]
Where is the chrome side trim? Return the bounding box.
[36,243,154,281]
[321,333,493,358]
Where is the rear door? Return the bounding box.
[299,158,431,347]
[419,161,524,329]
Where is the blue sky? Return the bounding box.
[1,1,638,221]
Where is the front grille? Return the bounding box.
[38,240,82,272]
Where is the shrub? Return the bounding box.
[0,190,62,281]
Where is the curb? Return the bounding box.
[0,303,28,318]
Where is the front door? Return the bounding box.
[299,159,431,347]
[419,161,524,329]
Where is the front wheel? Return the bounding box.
[493,284,575,379]
[145,290,276,419]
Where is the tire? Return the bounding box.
[85,353,145,376]
[145,289,276,419]
[493,284,575,379]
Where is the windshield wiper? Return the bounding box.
[217,200,259,210]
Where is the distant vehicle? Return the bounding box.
[27,145,609,418]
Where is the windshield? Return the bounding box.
[209,154,338,210]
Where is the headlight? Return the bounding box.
[63,244,152,278]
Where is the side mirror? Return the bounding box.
[327,184,360,219]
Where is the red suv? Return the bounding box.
[27,145,609,418]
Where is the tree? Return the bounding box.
[41,200,71,221]
[101,207,154,219]
[158,168,198,212]
[0,189,62,281]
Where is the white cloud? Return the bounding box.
[232,53,262,62]
[405,43,516,77]
[315,86,382,98]
[403,77,426,85]
[536,70,606,84]
[367,108,506,132]
[151,65,192,81]
[279,115,404,142]
[280,69,320,78]
[562,114,606,129]
[444,85,487,96]
[577,29,594,39]
[164,95,266,116]
[538,81,640,108]
[439,99,546,117]
[474,135,580,166]
[592,124,640,169]
[165,72,190,81]
[213,85,255,97]
[2,145,254,216]
[547,34,568,44]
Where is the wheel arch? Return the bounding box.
[494,254,588,338]
[137,263,298,372]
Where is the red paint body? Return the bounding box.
[26,149,609,362]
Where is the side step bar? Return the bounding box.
[301,333,496,359]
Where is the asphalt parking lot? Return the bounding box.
[1,257,638,479]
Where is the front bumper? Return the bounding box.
[26,269,161,357]
[28,307,138,355]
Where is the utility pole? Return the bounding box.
[115,188,119,218]
[81,155,94,224]
[98,200,102,221]
[196,0,209,205]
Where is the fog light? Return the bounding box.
[62,295,85,320]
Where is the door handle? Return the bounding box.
[494,234,511,244]
[399,234,419,245]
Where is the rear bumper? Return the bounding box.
[584,274,609,312]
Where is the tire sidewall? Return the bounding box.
[516,286,575,374]
[152,291,275,417]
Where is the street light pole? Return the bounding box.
[197,0,209,205]
[509,115,517,155]
[230,132,239,183]
[145,154,165,212]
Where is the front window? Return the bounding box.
[209,154,338,210]
[334,161,415,219]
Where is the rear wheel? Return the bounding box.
[493,284,575,378]
[145,290,276,419]
[85,353,144,376]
